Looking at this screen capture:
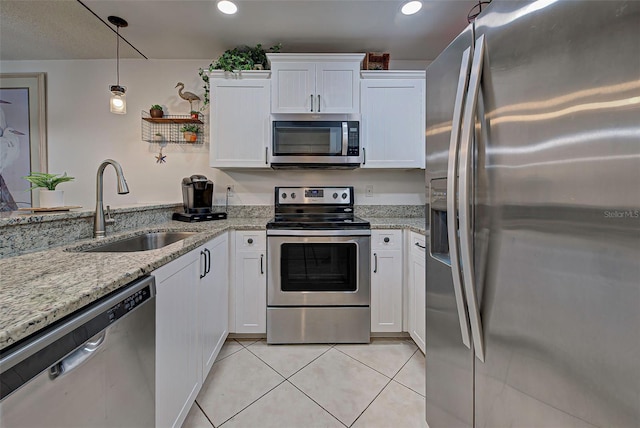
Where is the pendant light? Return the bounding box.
[108,16,128,114]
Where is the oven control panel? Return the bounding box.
[276,187,353,204]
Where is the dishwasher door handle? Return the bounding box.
[49,331,106,379]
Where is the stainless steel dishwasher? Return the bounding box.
[0,275,156,428]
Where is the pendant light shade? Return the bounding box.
[108,16,128,115]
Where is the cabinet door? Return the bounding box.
[315,62,360,114]
[210,78,271,168]
[408,233,426,353]
[199,233,229,380]
[234,232,267,333]
[360,78,425,168]
[155,251,201,428]
[270,62,316,113]
[371,249,403,332]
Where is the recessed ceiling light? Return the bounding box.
[401,0,423,15]
[217,0,238,15]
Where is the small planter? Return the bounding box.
[190,111,200,120]
[153,133,163,142]
[150,108,163,118]
[39,189,64,208]
[183,131,198,143]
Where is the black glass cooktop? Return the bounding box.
[266,214,370,230]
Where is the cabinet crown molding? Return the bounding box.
[208,70,271,79]
[267,53,366,64]
[361,70,426,79]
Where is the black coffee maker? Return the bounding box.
[172,175,227,222]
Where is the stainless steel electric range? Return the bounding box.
[266,186,371,344]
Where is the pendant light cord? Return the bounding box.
[116,26,120,86]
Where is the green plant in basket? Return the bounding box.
[180,124,200,133]
[23,172,75,190]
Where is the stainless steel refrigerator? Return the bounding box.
[425,1,640,427]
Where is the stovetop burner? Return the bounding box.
[267,186,370,230]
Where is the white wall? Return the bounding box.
[0,59,425,208]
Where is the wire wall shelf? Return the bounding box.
[141,111,205,144]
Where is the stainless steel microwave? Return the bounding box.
[271,121,362,169]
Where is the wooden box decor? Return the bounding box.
[364,52,390,70]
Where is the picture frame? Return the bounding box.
[364,52,390,70]
[0,72,47,210]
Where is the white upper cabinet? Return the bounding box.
[209,71,271,168]
[268,54,364,114]
[360,71,426,169]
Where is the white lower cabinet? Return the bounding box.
[154,249,201,428]
[199,233,229,380]
[232,231,267,334]
[154,233,229,428]
[370,230,403,333]
[408,231,426,353]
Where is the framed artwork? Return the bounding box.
[0,72,47,211]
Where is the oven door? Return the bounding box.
[267,231,371,307]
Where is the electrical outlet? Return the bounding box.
[226,184,235,197]
[365,185,374,197]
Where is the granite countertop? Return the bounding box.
[0,217,426,351]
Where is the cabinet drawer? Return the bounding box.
[410,232,426,255]
[236,231,266,250]
[371,230,402,250]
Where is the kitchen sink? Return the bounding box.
[80,231,198,252]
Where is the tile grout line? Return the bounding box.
[284,378,349,428]
[348,375,395,427]
[392,348,426,397]
[195,400,216,428]
[215,377,288,427]
[332,344,416,380]
[244,341,336,380]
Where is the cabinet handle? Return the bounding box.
[260,254,264,274]
[310,94,314,112]
[265,147,269,165]
[205,248,211,276]
[383,237,390,243]
[200,250,207,278]
[414,241,426,249]
[247,238,253,244]
[317,94,321,112]
[362,147,366,165]
[373,252,378,273]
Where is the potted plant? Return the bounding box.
[198,43,281,106]
[190,111,200,120]
[150,104,164,118]
[23,172,75,208]
[153,132,163,142]
[180,124,200,142]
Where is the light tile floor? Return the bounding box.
[183,338,427,428]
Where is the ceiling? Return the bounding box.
[0,0,479,62]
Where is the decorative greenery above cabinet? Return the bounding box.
[141,111,205,144]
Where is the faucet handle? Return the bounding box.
[105,205,115,225]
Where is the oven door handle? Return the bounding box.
[266,229,371,237]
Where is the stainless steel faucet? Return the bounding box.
[94,159,129,238]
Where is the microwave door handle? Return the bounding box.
[342,122,348,155]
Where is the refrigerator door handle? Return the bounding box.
[458,34,486,363]
[446,46,473,349]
